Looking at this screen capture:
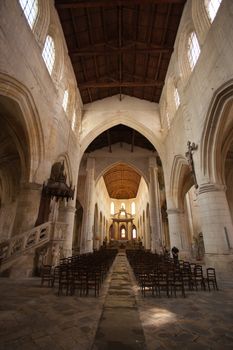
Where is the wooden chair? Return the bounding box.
[40,265,53,287]
[193,265,206,291]
[170,271,186,298]
[205,268,218,291]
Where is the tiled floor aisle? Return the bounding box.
[0,252,233,349]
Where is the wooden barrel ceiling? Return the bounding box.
[103,163,141,199]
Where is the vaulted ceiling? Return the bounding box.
[55,0,186,104]
[103,163,141,199]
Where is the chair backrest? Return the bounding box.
[207,267,216,278]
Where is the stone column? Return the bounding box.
[80,157,95,253]
[198,183,233,279]
[148,157,162,253]
[12,182,42,235]
[57,201,76,257]
[167,208,189,257]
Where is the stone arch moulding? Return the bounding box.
[95,160,149,189]
[0,73,45,183]
[33,0,50,48]
[200,79,233,185]
[79,116,164,160]
[176,19,196,83]
[170,155,191,210]
[46,18,65,85]
[191,0,210,45]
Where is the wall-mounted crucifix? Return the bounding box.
[185,141,198,189]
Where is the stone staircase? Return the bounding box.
[0,221,67,276]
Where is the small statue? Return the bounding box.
[185,141,198,189]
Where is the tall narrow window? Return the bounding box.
[42,35,55,75]
[174,88,180,110]
[205,0,222,23]
[132,228,137,239]
[187,32,200,71]
[71,111,76,131]
[121,227,126,238]
[110,202,115,215]
[62,90,69,112]
[166,111,171,129]
[131,202,136,215]
[121,202,125,210]
[19,0,38,29]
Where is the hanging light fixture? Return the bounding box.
[43,161,75,201]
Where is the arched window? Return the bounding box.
[132,227,137,239]
[205,0,222,23]
[166,111,171,129]
[131,202,136,215]
[110,202,115,215]
[62,90,69,112]
[71,111,76,131]
[42,35,55,75]
[120,227,126,238]
[187,32,201,71]
[19,0,38,29]
[121,202,125,209]
[174,88,180,110]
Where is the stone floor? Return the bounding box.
[0,253,233,350]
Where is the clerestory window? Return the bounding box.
[187,32,200,71]
[42,35,55,75]
[19,0,38,29]
[174,88,180,110]
[62,90,69,112]
[110,202,115,215]
[205,0,222,23]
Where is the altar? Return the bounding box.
[109,206,137,241]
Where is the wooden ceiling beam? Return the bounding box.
[153,3,172,100]
[70,46,173,56]
[70,11,93,102]
[100,7,111,97]
[56,0,186,9]
[79,81,164,88]
[86,8,100,100]
[143,4,156,98]
[132,5,140,96]
[118,5,122,100]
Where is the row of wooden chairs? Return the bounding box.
[126,249,218,298]
[41,249,118,296]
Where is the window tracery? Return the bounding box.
[187,32,201,71]
[19,0,38,29]
[42,35,55,75]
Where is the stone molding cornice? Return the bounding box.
[167,208,184,215]
[198,183,226,195]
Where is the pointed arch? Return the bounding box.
[56,153,74,186]
[0,73,44,182]
[80,116,163,160]
[201,79,233,184]
[170,155,194,210]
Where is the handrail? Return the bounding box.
[0,222,52,264]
